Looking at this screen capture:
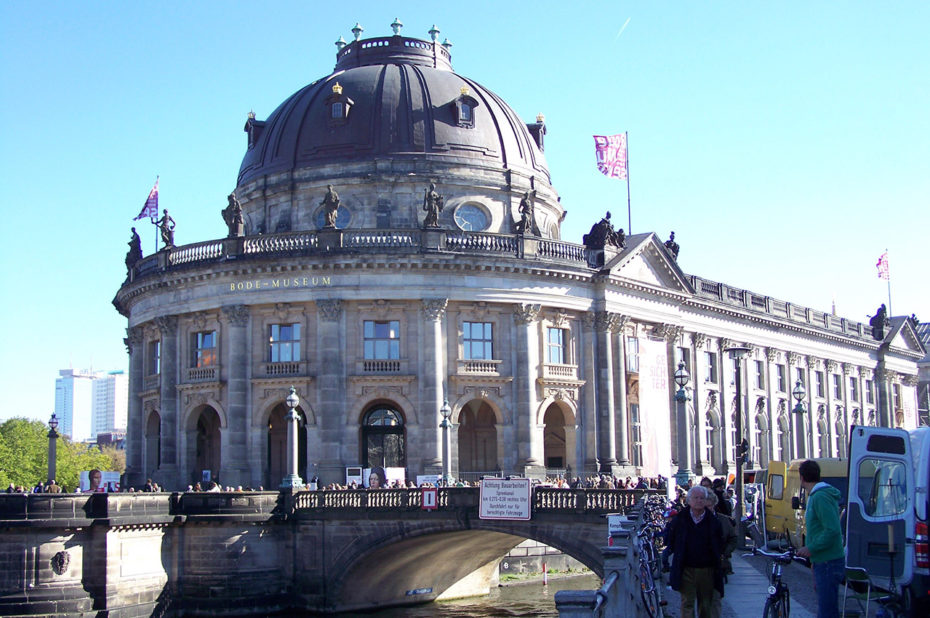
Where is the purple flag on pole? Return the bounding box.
[135,177,159,222]
[593,134,628,180]
[876,252,890,280]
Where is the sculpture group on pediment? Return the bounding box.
[869,303,890,340]
[664,231,680,261]
[582,211,625,251]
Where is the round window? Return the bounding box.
[454,203,490,232]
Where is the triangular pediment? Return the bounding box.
[601,233,694,294]
[885,317,926,356]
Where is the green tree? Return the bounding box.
[0,418,49,489]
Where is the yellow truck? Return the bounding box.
[763,458,848,549]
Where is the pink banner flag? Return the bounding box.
[135,177,159,222]
[876,252,890,280]
[593,134,628,180]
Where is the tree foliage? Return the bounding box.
[0,417,120,491]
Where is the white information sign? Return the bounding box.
[479,478,531,520]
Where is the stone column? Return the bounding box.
[513,303,544,474]
[124,325,145,487]
[315,299,345,484]
[222,304,250,487]
[613,315,631,467]
[824,359,838,456]
[580,314,599,474]
[421,298,448,472]
[155,315,179,488]
[692,334,711,474]
[593,311,619,471]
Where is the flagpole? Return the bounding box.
[885,248,892,316]
[625,131,632,234]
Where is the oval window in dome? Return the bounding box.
[454,203,490,232]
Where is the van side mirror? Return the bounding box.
[791,496,801,510]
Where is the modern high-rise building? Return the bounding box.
[54,369,99,441]
[54,369,128,441]
[92,371,129,437]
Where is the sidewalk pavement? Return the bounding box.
[720,550,814,618]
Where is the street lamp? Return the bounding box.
[792,380,807,459]
[281,387,304,490]
[440,398,452,486]
[725,345,751,536]
[47,413,59,485]
[674,362,692,486]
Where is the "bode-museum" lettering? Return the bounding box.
[230,276,332,291]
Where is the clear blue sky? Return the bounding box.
[1,2,927,423]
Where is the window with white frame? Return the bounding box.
[630,403,643,466]
[776,364,787,392]
[849,377,859,402]
[546,327,568,364]
[192,331,217,367]
[148,340,161,375]
[626,337,640,373]
[833,374,842,399]
[755,360,765,389]
[865,379,874,404]
[704,351,718,383]
[364,320,400,359]
[816,371,825,397]
[269,323,301,362]
[463,322,493,360]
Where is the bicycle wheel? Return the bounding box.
[763,593,789,618]
[639,561,659,618]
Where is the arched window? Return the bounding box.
[362,406,405,469]
[144,410,161,477]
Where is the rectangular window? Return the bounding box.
[755,360,765,389]
[269,323,301,362]
[192,331,217,367]
[331,102,343,118]
[776,364,787,392]
[816,371,825,398]
[464,322,493,360]
[704,351,718,383]
[364,320,400,359]
[677,347,691,372]
[893,384,902,410]
[795,367,805,387]
[630,403,643,467]
[849,377,859,402]
[546,327,567,364]
[833,374,842,398]
[148,340,161,375]
[866,379,874,404]
[626,337,640,373]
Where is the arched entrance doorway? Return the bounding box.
[144,410,161,478]
[361,405,405,468]
[193,406,221,486]
[458,400,499,477]
[266,403,307,489]
[543,404,567,470]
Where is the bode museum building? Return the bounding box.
[114,25,924,492]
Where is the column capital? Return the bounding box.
[317,299,343,322]
[421,298,448,321]
[222,304,250,326]
[826,359,838,373]
[654,322,683,342]
[593,311,627,333]
[512,303,541,325]
[788,351,803,366]
[154,315,178,336]
[125,326,144,354]
[693,333,708,349]
[766,348,780,363]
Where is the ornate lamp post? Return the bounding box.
[725,345,751,533]
[281,387,303,490]
[440,398,452,486]
[674,362,692,487]
[792,380,807,459]
[47,413,59,484]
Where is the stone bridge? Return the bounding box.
[0,488,652,616]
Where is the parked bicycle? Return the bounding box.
[743,546,810,618]
[637,496,672,618]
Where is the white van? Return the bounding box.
[846,425,930,615]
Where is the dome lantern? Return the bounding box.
[428,24,440,42]
[334,36,346,50]
[390,18,403,36]
[351,22,364,41]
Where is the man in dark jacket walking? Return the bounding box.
[667,485,726,618]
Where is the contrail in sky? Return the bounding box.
[615,17,631,40]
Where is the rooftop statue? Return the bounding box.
[422,182,444,228]
[664,231,680,261]
[320,185,341,229]
[869,303,890,340]
[221,192,244,238]
[582,211,625,251]
[125,227,142,272]
[514,190,540,236]
[156,209,176,248]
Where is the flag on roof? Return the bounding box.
[876,252,890,280]
[593,134,628,180]
[134,177,159,221]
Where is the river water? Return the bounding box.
[328,574,602,617]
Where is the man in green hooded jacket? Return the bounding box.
[797,459,844,618]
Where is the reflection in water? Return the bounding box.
[336,574,600,617]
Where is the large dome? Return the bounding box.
[238,34,550,187]
[234,30,559,238]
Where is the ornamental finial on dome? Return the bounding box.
[332,82,343,95]
[536,113,545,123]
[428,24,440,42]
[442,38,453,50]
[460,86,470,96]
[351,22,364,41]
[247,110,256,120]
[390,18,403,36]
[335,36,346,50]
